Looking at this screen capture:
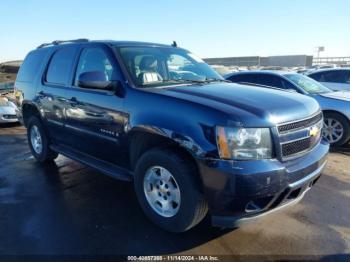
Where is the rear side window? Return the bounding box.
[308,72,323,81]
[45,47,77,85]
[228,74,258,84]
[17,50,48,82]
[256,75,284,88]
[310,70,350,83]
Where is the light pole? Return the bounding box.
[315,46,325,65]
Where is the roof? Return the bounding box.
[225,70,295,78]
[37,39,175,49]
[306,68,350,75]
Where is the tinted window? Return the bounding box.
[256,75,284,88]
[228,74,258,84]
[74,47,119,87]
[310,70,350,83]
[281,79,296,89]
[17,49,48,82]
[46,47,77,85]
[308,72,323,81]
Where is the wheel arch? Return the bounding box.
[127,127,205,190]
[22,102,42,127]
[322,110,350,123]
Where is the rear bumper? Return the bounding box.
[197,140,329,227]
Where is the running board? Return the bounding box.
[50,145,133,182]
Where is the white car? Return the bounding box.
[0,97,18,123]
[0,82,18,124]
[306,68,350,91]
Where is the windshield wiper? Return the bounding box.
[139,78,229,88]
[205,78,231,83]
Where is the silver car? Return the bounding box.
[0,83,18,123]
[225,71,350,146]
[306,68,350,91]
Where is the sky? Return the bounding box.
[1,0,349,62]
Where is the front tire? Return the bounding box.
[323,112,350,147]
[27,116,58,162]
[134,148,208,232]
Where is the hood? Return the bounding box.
[0,106,16,114]
[0,99,17,114]
[320,91,350,102]
[157,83,320,126]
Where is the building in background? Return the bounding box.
[0,60,22,83]
[205,55,313,68]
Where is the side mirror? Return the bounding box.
[78,71,111,89]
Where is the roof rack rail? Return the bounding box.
[37,38,89,49]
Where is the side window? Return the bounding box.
[308,72,324,81]
[321,71,348,83]
[228,74,257,84]
[257,75,284,88]
[17,49,48,82]
[344,71,350,84]
[74,47,117,86]
[46,47,77,85]
[281,79,296,90]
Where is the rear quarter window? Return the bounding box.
[16,49,48,82]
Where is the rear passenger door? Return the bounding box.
[65,44,128,167]
[38,46,78,144]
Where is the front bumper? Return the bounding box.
[0,114,18,123]
[197,140,329,227]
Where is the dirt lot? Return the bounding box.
[0,123,349,259]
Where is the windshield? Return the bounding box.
[284,74,331,94]
[116,46,223,87]
[0,82,14,91]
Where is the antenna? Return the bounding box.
[172,41,177,47]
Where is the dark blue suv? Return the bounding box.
[15,39,329,232]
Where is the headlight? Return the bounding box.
[216,127,273,160]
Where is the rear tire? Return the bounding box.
[27,116,58,162]
[323,112,350,147]
[134,147,208,232]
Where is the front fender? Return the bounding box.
[127,125,208,158]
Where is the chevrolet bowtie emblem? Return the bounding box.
[309,126,319,137]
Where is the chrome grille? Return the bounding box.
[2,114,17,119]
[282,137,311,157]
[278,113,323,159]
[278,112,323,133]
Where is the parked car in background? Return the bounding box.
[15,39,328,232]
[306,68,350,91]
[225,71,350,146]
[0,82,18,123]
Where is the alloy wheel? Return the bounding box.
[143,166,181,218]
[323,118,344,144]
[30,125,43,154]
